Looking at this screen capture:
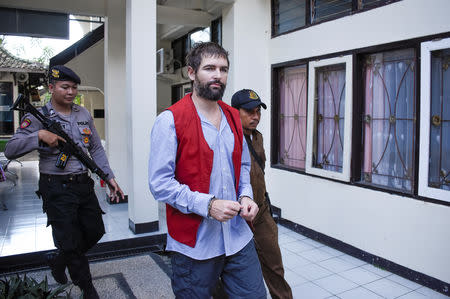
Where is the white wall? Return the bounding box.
[66,40,105,92]
[224,0,450,283]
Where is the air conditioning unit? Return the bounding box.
[156,48,174,75]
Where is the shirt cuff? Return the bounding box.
[238,188,253,201]
[192,193,215,218]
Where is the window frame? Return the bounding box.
[270,32,450,206]
[306,55,353,182]
[357,47,418,194]
[271,63,309,171]
[418,37,450,202]
[271,0,402,38]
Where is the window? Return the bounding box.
[419,38,450,202]
[360,48,416,193]
[311,0,352,24]
[360,0,391,9]
[306,55,353,181]
[0,82,14,135]
[172,22,218,70]
[172,35,188,70]
[271,0,399,37]
[272,0,306,35]
[189,27,210,48]
[211,17,222,45]
[275,64,308,170]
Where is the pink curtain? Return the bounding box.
[279,65,307,170]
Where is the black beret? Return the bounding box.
[49,65,81,84]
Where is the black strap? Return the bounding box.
[245,134,275,219]
[244,134,264,174]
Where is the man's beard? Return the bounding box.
[194,78,226,102]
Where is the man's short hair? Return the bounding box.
[185,42,229,73]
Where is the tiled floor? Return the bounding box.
[0,155,164,257]
[0,157,447,298]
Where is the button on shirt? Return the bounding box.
[148,109,254,260]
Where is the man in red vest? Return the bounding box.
[149,42,266,298]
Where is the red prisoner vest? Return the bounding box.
[166,93,243,247]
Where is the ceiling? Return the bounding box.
[0,0,234,42]
[157,0,234,41]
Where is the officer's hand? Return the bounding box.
[209,199,241,222]
[38,130,66,147]
[239,196,259,222]
[108,178,124,203]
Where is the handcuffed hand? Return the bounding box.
[209,199,241,222]
[239,196,258,221]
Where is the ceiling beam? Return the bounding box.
[212,0,235,4]
[157,5,212,27]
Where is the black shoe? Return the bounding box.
[46,252,68,284]
[80,281,99,299]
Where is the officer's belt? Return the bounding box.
[40,172,90,183]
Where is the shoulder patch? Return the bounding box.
[20,118,31,129]
[82,128,91,135]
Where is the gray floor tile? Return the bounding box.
[338,286,383,299]
[387,274,423,290]
[277,224,291,234]
[313,274,358,295]
[339,267,382,285]
[284,268,308,287]
[300,247,335,263]
[396,291,433,299]
[338,254,367,267]
[291,281,331,299]
[318,256,358,273]
[302,238,325,248]
[284,230,308,240]
[320,246,345,258]
[363,277,411,298]
[278,233,298,245]
[281,251,312,269]
[361,263,392,277]
[415,286,450,298]
[291,263,333,281]
[283,239,315,254]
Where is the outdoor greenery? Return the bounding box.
[0,35,53,65]
[0,274,72,299]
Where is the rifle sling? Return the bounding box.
[244,134,265,174]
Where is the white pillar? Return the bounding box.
[125,0,159,233]
[104,0,128,192]
[104,0,158,233]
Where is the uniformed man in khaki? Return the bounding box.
[232,89,293,299]
[5,65,123,299]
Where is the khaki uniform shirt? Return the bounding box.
[247,130,268,224]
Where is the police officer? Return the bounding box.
[5,65,124,299]
[232,89,293,299]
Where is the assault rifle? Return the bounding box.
[11,94,117,193]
